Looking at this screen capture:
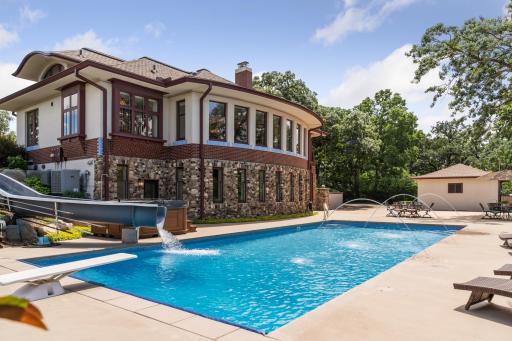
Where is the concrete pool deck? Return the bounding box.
[1,206,511,340]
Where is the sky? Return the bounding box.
[0,0,507,132]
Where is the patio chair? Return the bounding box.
[453,276,512,310]
[498,232,512,247]
[480,203,500,219]
[494,264,512,279]
[0,253,136,301]
[386,204,399,217]
[422,202,434,218]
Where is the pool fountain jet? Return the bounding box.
[156,224,183,250]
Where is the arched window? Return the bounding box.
[42,64,64,80]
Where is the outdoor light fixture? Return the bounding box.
[138,179,144,187]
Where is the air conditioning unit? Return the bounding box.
[50,170,80,194]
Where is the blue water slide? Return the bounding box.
[0,173,166,229]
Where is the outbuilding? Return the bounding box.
[412,164,499,211]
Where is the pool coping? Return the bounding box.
[17,218,465,335]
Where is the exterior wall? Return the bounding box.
[17,95,60,148]
[96,153,310,219]
[38,158,96,196]
[417,178,499,211]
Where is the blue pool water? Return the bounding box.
[28,221,460,333]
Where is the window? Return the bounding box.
[303,128,307,156]
[299,175,303,202]
[26,109,39,146]
[290,173,295,201]
[42,64,64,80]
[273,115,282,149]
[209,101,226,141]
[256,110,267,147]
[176,100,186,141]
[258,170,266,202]
[116,165,129,200]
[276,171,283,202]
[296,124,302,154]
[234,105,249,144]
[176,167,184,200]
[286,119,293,152]
[114,81,162,138]
[143,180,159,199]
[448,183,463,193]
[62,84,84,137]
[238,169,247,202]
[213,167,224,203]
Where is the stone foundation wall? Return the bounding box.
[94,155,312,219]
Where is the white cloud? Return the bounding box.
[314,0,418,45]
[321,44,452,131]
[0,63,34,131]
[144,21,166,38]
[0,25,19,48]
[19,5,46,24]
[54,30,115,52]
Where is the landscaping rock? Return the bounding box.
[5,225,21,242]
[55,219,73,230]
[17,219,38,244]
[1,169,26,182]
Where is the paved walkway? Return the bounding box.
[1,207,512,340]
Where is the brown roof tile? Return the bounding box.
[412,164,489,179]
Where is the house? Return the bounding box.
[0,48,323,219]
[412,164,500,211]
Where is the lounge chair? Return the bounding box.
[479,203,497,219]
[453,276,512,310]
[494,264,512,279]
[498,232,512,247]
[422,202,434,218]
[0,253,136,301]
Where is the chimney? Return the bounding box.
[235,61,252,88]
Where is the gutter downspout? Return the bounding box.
[199,83,212,219]
[75,69,109,201]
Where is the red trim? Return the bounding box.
[109,132,165,143]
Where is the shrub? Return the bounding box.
[24,176,50,195]
[193,211,316,224]
[46,229,82,243]
[62,191,86,199]
[6,155,27,170]
[0,135,24,168]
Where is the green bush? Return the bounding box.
[46,229,82,243]
[0,135,24,168]
[6,155,27,170]
[24,176,50,195]
[62,191,86,199]
[193,211,316,224]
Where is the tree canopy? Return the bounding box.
[407,4,512,133]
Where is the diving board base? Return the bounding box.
[14,280,65,301]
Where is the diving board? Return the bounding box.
[0,253,137,301]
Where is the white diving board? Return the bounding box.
[0,253,137,301]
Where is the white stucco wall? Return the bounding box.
[417,178,499,211]
[38,158,96,197]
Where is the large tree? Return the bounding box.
[0,110,22,167]
[407,5,512,132]
[253,71,319,111]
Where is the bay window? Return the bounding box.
[61,83,84,138]
[113,80,162,139]
[255,110,267,147]
[273,115,282,149]
[209,101,227,141]
[234,105,249,144]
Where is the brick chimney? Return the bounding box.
[235,61,252,88]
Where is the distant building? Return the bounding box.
[0,48,323,219]
[412,164,500,211]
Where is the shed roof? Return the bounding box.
[411,164,490,179]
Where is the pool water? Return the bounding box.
[29,221,460,333]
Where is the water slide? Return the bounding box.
[0,173,166,229]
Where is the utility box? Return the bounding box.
[50,170,80,194]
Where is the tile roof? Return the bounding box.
[54,48,233,84]
[412,164,490,179]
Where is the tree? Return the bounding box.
[0,110,12,135]
[407,5,512,132]
[355,90,420,195]
[253,71,319,111]
[0,110,23,167]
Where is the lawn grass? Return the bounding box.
[193,211,316,225]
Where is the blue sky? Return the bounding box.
[0,0,507,131]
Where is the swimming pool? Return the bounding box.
[28,221,460,333]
